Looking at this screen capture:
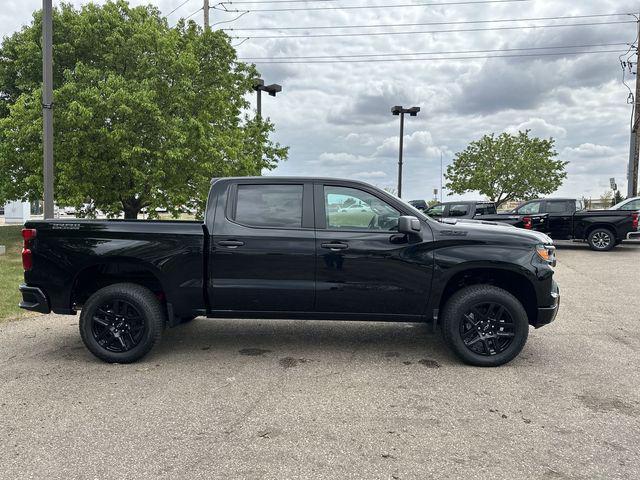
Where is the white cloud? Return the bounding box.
[353,170,387,179]
[505,118,567,139]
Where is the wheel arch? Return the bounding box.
[70,258,169,311]
[436,266,538,326]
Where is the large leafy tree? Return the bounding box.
[445,131,567,208]
[0,1,287,218]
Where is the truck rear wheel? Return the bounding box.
[587,228,615,251]
[441,285,529,367]
[79,283,165,363]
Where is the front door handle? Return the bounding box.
[321,242,348,251]
[218,240,245,248]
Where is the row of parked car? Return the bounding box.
[409,196,640,251]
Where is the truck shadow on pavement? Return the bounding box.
[43,319,462,366]
[155,319,452,365]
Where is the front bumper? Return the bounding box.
[532,281,560,328]
[19,285,51,314]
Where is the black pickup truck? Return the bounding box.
[482,198,639,251]
[19,177,560,367]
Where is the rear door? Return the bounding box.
[543,200,574,239]
[314,183,432,317]
[208,181,316,312]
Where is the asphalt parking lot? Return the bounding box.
[1,241,639,479]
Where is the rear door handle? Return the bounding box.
[218,240,245,248]
[321,242,348,251]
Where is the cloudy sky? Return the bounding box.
[2,0,638,201]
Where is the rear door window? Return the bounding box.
[475,203,496,215]
[234,184,303,228]
[544,201,572,213]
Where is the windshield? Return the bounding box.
[610,198,640,210]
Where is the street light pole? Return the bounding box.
[391,105,420,198]
[43,0,54,219]
[256,88,262,118]
[253,78,282,119]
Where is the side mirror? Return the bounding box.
[398,215,421,234]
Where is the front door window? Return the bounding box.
[324,186,400,231]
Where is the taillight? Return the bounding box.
[633,212,638,231]
[523,216,533,229]
[21,228,37,271]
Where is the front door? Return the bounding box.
[209,182,316,312]
[314,184,433,317]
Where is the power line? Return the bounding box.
[239,42,629,60]
[215,0,534,13]
[218,0,336,3]
[231,20,635,39]
[245,48,624,64]
[225,12,634,31]
[185,7,204,20]
[167,0,193,17]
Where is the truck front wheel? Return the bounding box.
[79,283,165,363]
[441,285,529,367]
[587,228,615,251]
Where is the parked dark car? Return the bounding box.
[424,201,497,219]
[19,177,560,367]
[481,198,639,251]
[408,199,427,210]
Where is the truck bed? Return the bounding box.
[23,219,206,317]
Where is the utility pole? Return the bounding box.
[629,15,640,198]
[42,0,54,219]
[204,0,210,29]
[391,106,420,198]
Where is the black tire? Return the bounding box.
[79,283,165,363]
[441,285,529,367]
[587,228,615,251]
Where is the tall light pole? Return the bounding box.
[253,78,282,118]
[391,105,420,198]
[43,0,54,219]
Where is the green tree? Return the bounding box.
[612,190,623,206]
[444,131,567,208]
[0,1,287,218]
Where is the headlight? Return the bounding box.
[536,244,556,266]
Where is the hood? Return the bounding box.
[436,218,553,244]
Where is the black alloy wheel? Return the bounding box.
[79,283,165,363]
[91,299,146,353]
[459,302,515,356]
